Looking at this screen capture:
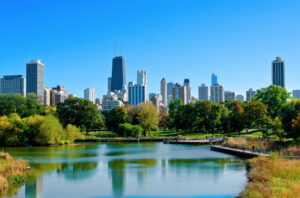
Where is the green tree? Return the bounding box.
[279,99,300,134]
[117,123,143,137]
[243,102,268,129]
[137,103,159,136]
[226,102,245,132]
[291,113,300,139]
[253,85,290,118]
[158,113,169,131]
[0,94,44,117]
[56,98,104,131]
[64,124,85,142]
[25,115,64,145]
[168,99,183,129]
[105,106,128,132]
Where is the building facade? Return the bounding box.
[84,88,95,103]
[272,57,285,88]
[172,83,187,104]
[210,84,224,104]
[0,75,26,96]
[211,73,218,85]
[160,78,167,107]
[236,95,245,102]
[26,60,45,104]
[225,91,235,101]
[102,92,124,111]
[128,82,146,106]
[167,82,174,104]
[246,88,256,101]
[111,56,126,92]
[198,83,210,100]
[184,79,191,103]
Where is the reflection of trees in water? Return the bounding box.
[56,161,98,180]
[108,158,157,198]
[168,158,245,182]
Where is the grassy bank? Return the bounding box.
[241,157,300,198]
[0,152,27,197]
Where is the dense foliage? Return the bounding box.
[56,98,104,131]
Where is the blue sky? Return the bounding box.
[1,0,300,98]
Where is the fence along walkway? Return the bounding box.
[211,145,270,158]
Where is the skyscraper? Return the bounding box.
[0,75,26,96]
[84,88,96,103]
[184,79,191,103]
[236,95,245,102]
[26,60,45,104]
[160,78,167,107]
[198,83,209,100]
[210,84,224,104]
[128,82,146,106]
[111,56,126,92]
[246,88,256,101]
[137,70,147,101]
[108,77,111,93]
[211,73,218,85]
[272,57,285,88]
[225,91,235,101]
[172,83,187,104]
[167,82,175,104]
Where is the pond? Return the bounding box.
[2,142,247,198]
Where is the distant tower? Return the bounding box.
[84,88,96,103]
[184,79,191,103]
[246,88,256,101]
[160,78,167,107]
[111,56,126,92]
[198,83,210,100]
[128,82,146,106]
[210,84,224,104]
[211,73,218,85]
[167,82,175,104]
[26,60,45,104]
[108,77,111,93]
[225,91,235,101]
[137,70,147,101]
[272,57,285,88]
[172,83,187,104]
[0,75,26,96]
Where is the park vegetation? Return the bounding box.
[241,156,300,198]
[0,152,27,197]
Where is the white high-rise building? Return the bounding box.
[160,78,167,107]
[210,84,224,104]
[44,88,51,106]
[84,88,95,103]
[137,70,147,101]
[293,90,300,99]
[128,82,146,106]
[225,91,235,101]
[198,83,210,100]
[184,79,191,103]
[246,88,256,101]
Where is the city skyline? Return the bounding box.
[1,0,300,98]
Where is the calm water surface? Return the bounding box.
[2,142,247,198]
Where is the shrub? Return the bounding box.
[117,123,143,137]
[25,115,64,145]
[64,124,85,142]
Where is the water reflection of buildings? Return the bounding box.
[25,175,43,198]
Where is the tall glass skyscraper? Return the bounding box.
[111,56,126,92]
[26,60,45,104]
[272,57,285,88]
[211,73,218,85]
[0,75,26,96]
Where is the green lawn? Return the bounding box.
[85,129,268,139]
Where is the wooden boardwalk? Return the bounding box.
[163,139,224,145]
[211,145,270,158]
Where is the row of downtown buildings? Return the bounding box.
[0,56,300,112]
